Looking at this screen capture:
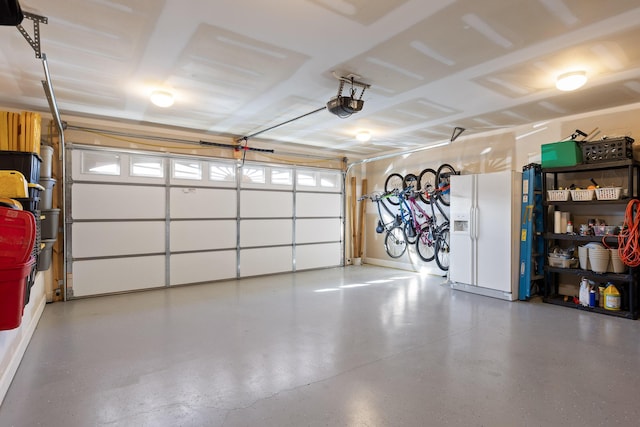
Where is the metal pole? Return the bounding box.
[241,106,327,140]
[42,54,68,301]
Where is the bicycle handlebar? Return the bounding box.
[359,183,450,203]
[420,183,450,196]
[358,191,396,202]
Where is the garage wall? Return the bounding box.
[68,146,343,297]
[353,103,640,272]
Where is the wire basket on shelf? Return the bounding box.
[547,189,570,201]
[570,189,595,201]
[595,187,622,200]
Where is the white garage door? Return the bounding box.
[67,146,343,298]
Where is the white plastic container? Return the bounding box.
[579,278,590,307]
[609,249,626,273]
[588,246,610,273]
[578,245,590,270]
[40,145,54,178]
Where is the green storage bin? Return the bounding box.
[541,140,582,168]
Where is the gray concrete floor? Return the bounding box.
[1,265,639,426]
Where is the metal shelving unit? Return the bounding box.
[542,159,640,320]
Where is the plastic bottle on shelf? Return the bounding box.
[598,285,605,308]
[567,221,573,234]
[579,277,590,307]
[604,283,621,311]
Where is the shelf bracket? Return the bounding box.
[16,11,48,59]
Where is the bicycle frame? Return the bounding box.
[395,186,417,241]
[357,191,401,234]
[406,192,434,231]
[408,187,448,231]
[366,192,408,258]
[408,185,451,267]
[373,194,400,233]
[424,185,450,223]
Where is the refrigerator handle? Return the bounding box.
[473,206,479,240]
[469,206,474,241]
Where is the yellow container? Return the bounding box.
[604,283,621,311]
[0,170,28,198]
[0,197,22,209]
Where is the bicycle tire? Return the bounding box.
[384,225,407,258]
[404,220,418,245]
[434,227,450,271]
[415,223,435,262]
[436,164,457,206]
[403,173,418,191]
[417,168,437,204]
[384,173,404,206]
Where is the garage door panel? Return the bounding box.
[72,222,165,258]
[240,219,292,247]
[171,220,236,252]
[296,218,341,244]
[240,191,292,218]
[72,184,165,219]
[170,251,236,285]
[240,247,292,277]
[296,193,341,217]
[296,243,341,270]
[70,148,344,298]
[72,256,165,297]
[170,188,236,219]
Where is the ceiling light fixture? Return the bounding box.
[356,131,371,142]
[555,71,587,91]
[150,90,174,107]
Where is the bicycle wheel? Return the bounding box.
[384,225,407,258]
[434,227,450,271]
[436,163,457,206]
[417,168,437,204]
[415,223,435,262]
[404,220,418,245]
[403,173,418,191]
[384,173,404,205]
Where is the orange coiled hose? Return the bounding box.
[617,199,640,267]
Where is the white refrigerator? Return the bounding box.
[449,170,522,301]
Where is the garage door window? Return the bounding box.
[81,151,121,176]
[296,171,316,187]
[209,163,236,182]
[271,168,292,186]
[319,172,339,189]
[173,160,202,180]
[131,156,164,178]
[242,166,265,184]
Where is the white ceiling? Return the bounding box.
[2,0,640,159]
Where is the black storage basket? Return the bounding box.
[0,151,42,183]
[581,137,635,163]
[14,196,39,213]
